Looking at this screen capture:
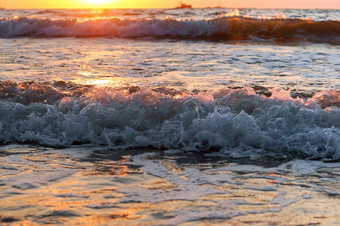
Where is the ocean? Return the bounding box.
[0,8,340,225]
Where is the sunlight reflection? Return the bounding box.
[91,79,116,86]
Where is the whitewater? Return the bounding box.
[0,8,340,225]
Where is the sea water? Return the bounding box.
[0,8,340,225]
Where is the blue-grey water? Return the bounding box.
[0,8,340,225]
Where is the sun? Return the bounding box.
[84,0,112,5]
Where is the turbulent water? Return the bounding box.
[0,81,340,160]
[0,8,340,225]
[1,9,340,44]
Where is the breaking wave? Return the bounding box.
[0,16,340,44]
[0,81,340,160]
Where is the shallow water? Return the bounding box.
[1,145,340,225]
[1,38,339,91]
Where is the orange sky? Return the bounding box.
[1,0,340,9]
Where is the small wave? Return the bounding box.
[0,16,339,44]
[0,81,339,160]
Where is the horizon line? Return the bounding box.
[2,7,340,10]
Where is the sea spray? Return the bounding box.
[0,82,339,160]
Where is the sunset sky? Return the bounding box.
[1,0,340,9]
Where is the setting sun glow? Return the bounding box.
[84,0,112,5]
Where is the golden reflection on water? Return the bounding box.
[76,67,130,87]
[1,148,340,225]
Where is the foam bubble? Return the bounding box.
[0,82,339,160]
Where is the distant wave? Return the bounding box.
[0,16,339,44]
[0,81,339,160]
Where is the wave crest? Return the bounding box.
[0,81,339,160]
[1,16,339,44]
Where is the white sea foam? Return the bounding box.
[0,83,339,160]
